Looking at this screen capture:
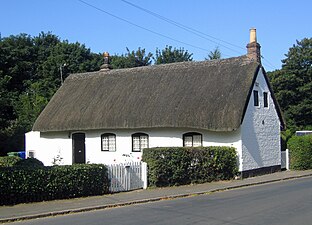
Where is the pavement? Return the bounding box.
[1,169,312,224]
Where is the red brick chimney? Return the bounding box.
[246,28,261,64]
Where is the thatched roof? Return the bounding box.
[32,56,283,132]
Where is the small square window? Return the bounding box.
[28,150,35,158]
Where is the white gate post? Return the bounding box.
[141,162,148,189]
[286,148,290,170]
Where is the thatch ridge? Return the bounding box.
[33,56,261,132]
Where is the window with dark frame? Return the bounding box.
[183,132,203,147]
[101,133,116,152]
[264,92,268,108]
[253,90,259,106]
[132,133,149,152]
[28,150,35,158]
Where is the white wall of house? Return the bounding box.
[26,131,72,166]
[241,69,281,171]
[26,128,242,167]
[25,131,40,158]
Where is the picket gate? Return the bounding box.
[107,162,147,193]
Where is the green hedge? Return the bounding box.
[14,158,45,168]
[142,147,238,187]
[289,135,312,170]
[0,156,22,167]
[0,164,109,205]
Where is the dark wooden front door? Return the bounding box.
[72,133,86,164]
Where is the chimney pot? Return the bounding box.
[249,28,257,43]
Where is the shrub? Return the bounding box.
[0,164,109,205]
[14,158,45,168]
[142,146,238,187]
[0,156,22,167]
[288,135,312,170]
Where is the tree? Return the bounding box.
[0,32,103,155]
[154,46,193,64]
[205,47,221,60]
[268,38,312,130]
[110,47,152,69]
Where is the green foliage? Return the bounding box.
[288,135,312,170]
[268,38,312,130]
[0,156,22,167]
[154,46,193,64]
[205,47,222,60]
[14,158,44,168]
[142,147,238,187]
[0,32,103,155]
[0,164,109,205]
[110,47,152,69]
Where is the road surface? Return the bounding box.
[6,177,312,225]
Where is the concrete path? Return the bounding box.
[1,170,312,224]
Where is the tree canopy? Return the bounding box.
[110,47,152,69]
[268,38,312,130]
[154,46,193,64]
[205,47,221,60]
[205,47,222,60]
[0,32,102,155]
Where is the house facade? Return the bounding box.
[26,29,285,176]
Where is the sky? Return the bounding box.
[1,0,311,71]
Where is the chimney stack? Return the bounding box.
[100,52,112,71]
[246,28,261,64]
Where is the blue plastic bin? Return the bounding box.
[18,151,26,159]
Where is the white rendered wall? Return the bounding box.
[25,131,40,158]
[86,128,242,166]
[241,69,281,171]
[28,128,242,166]
[26,131,72,166]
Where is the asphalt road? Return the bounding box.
[6,177,312,225]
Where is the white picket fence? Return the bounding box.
[107,162,148,193]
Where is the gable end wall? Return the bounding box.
[241,69,281,171]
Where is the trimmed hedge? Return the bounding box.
[289,135,312,170]
[14,158,45,168]
[0,156,22,167]
[142,147,238,187]
[0,164,109,205]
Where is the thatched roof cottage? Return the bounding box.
[26,29,284,177]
